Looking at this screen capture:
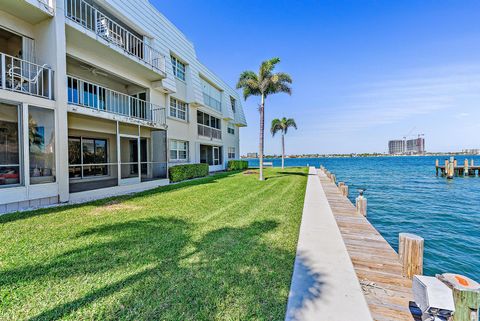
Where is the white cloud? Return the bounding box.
[313,64,480,133]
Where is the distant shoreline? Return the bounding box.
[242,153,480,159]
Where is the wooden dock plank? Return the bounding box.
[318,172,415,321]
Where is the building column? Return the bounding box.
[54,0,69,202]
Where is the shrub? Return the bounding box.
[227,160,249,171]
[169,163,209,183]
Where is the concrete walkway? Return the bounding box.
[285,167,373,321]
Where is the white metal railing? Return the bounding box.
[198,123,222,140]
[0,53,54,99]
[65,0,166,74]
[67,75,166,125]
[203,92,222,112]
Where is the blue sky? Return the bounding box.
[153,0,480,154]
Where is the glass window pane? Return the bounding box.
[68,137,81,164]
[179,151,187,159]
[170,150,177,160]
[29,106,55,184]
[95,139,107,163]
[0,103,20,187]
[82,139,95,164]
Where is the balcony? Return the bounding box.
[65,0,166,77]
[2,0,54,24]
[67,76,166,126]
[198,124,222,140]
[202,92,222,112]
[0,53,54,99]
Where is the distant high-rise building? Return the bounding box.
[388,140,405,154]
[406,137,425,155]
[388,137,425,155]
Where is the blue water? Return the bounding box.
[248,156,480,281]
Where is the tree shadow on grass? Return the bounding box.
[2,218,326,320]
[0,171,237,226]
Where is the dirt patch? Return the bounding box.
[243,170,259,175]
[91,200,142,214]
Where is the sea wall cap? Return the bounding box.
[441,273,480,291]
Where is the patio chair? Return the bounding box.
[7,63,48,93]
[97,17,124,47]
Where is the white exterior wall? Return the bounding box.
[0,0,246,211]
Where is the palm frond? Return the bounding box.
[270,118,282,136]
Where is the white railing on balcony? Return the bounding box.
[67,76,166,126]
[198,124,222,140]
[65,0,166,75]
[202,92,222,112]
[0,53,54,99]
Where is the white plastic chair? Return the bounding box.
[7,63,48,93]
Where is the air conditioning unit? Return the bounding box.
[413,275,455,321]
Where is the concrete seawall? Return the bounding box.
[285,167,373,321]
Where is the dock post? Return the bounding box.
[340,185,349,197]
[435,159,439,176]
[398,233,424,279]
[444,159,449,177]
[338,181,345,189]
[355,191,367,216]
[464,159,469,176]
[447,160,455,179]
[437,273,480,321]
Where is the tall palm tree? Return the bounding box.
[236,57,292,180]
[271,117,297,169]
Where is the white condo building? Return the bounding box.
[0,0,247,213]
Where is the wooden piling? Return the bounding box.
[435,159,439,176]
[437,273,480,321]
[398,233,424,279]
[447,160,455,179]
[338,181,345,189]
[355,195,367,216]
[464,159,469,176]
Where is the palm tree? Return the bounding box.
[271,117,297,169]
[236,58,292,180]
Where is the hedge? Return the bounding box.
[169,163,209,183]
[227,160,249,171]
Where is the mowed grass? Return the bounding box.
[0,167,307,320]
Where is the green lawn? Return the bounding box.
[0,168,307,321]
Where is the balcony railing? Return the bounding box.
[203,92,222,112]
[197,124,222,140]
[65,0,166,74]
[67,76,166,126]
[0,53,54,99]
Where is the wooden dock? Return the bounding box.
[436,158,480,177]
[318,171,416,321]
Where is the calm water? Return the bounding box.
[247,156,480,281]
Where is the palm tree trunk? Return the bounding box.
[259,93,265,181]
[281,133,285,169]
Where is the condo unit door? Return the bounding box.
[120,135,140,185]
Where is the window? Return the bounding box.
[227,123,235,135]
[228,147,236,159]
[68,137,108,178]
[0,103,21,187]
[169,97,187,121]
[230,96,236,113]
[170,140,188,161]
[29,107,55,184]
[171,55,186,81]
[201,78,222,111]
[197,111,220,129]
